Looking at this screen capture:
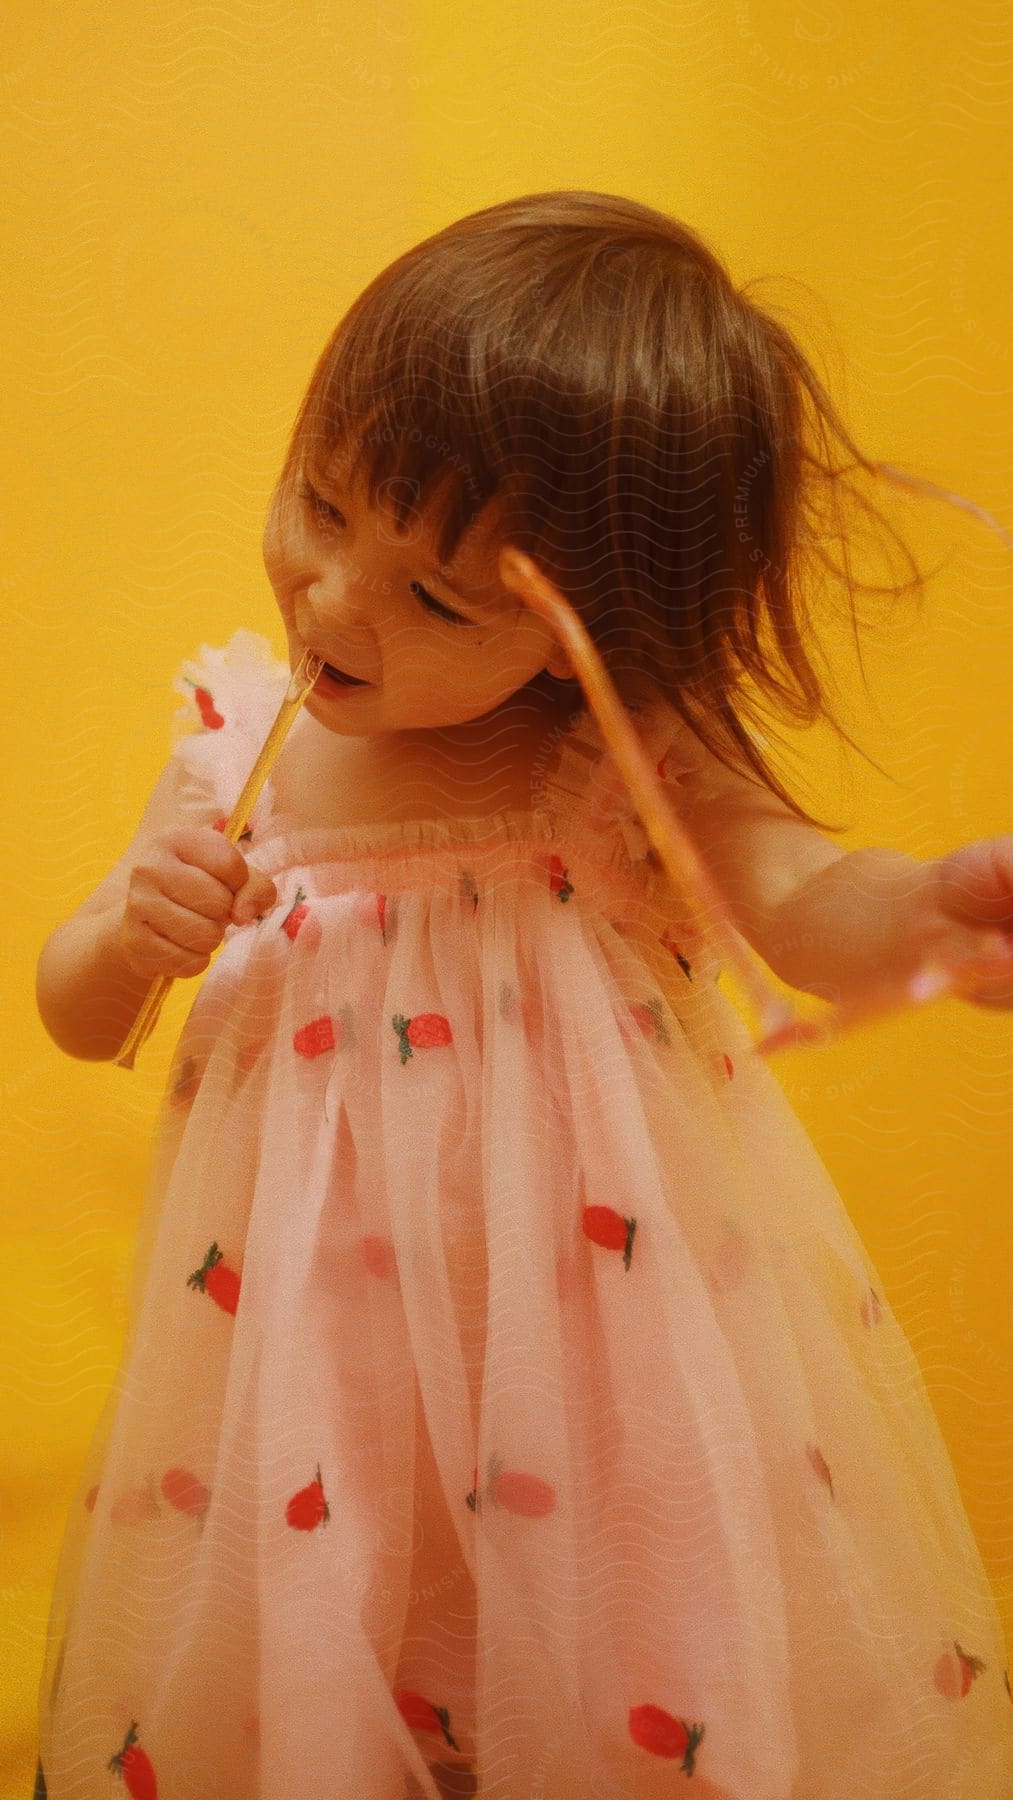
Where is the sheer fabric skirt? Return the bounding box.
[35,839,1013,1799]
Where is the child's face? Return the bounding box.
[262,450,573,740]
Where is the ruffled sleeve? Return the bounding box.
[533,695,773,996]
[168,627,292,841]
[535,694,765,872]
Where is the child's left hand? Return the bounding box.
[917,834,1013,1011]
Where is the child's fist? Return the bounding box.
[231,867,279,926]
[924,834,1013,1011]
[113,826,278,979]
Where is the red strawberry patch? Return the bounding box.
[467,1451,556,1517]
[187,1241,241,1315]
[622,997,671,1046]
[628,1702,705,1775]
[659,928,693,981]
[547,853,574,902]
[185,680,224,731]
[490,1467,556,1518]
[281,887,309,939]
[396,1689,461,1751]
[160,1465,210,1520]
[361,1234,398,1279]
[285,1462,330,1532]
[107,1721,159,1798]
[293,1014,337,1059]
[934,1640,987,1698]
[582,1203,637,1270]
[352,890,389,942]
[392,1011,453,1064]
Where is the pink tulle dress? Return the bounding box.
[35,629,1013,1799]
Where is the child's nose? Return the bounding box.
[306,567,375,633]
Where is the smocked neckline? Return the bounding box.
[246,803,564,866]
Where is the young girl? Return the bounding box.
[34,191,1013,1800]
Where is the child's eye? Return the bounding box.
[297,479,342,528]
[407,580,472,627]
[297,478,473,628]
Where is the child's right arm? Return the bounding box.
[35,755,278,1062]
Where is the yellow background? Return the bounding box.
[4,1,1012,1789]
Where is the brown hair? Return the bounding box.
[275,190,941,834]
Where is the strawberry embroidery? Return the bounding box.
[160,1466,210,1520]
[293,1009,353,1058]
[659,927,693,981]
[582,1204,637,1270]
[933,1640,987,1698]
[547,853,574,901]
[392,1011,453,1064]
[360,1234,398,1278]
[353,890,388,941]
[285,1462,330,1532]
[466,1452,557,1517]
[805,1441,835,1499]
[396,1690,461,1751]
[184,679,225,730]
[624,996,671,1046]
[293,1014,336,1059]
[187,1241,241,1315]
[107,1721,159,1798]
[458,868,479,910]
[281,887,309,939]
[628,1702,705,1775]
